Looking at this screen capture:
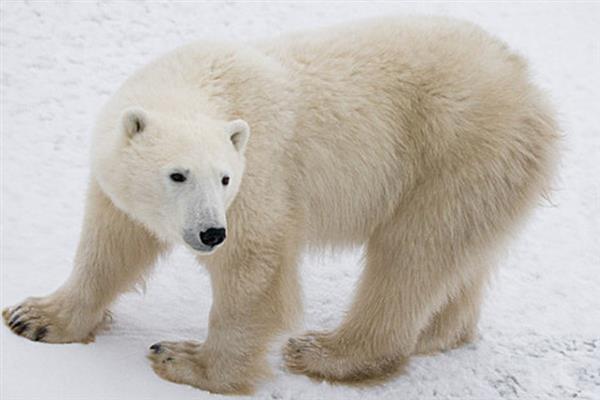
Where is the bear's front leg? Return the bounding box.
[3,181,167,343]
[147,234,302,394]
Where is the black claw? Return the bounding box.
[11,320,24,331]
[9,315,21,328]
[15,323,29,335]
[150,343,162,353]
[33,326,48,341]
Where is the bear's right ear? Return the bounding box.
[121,107,147,139]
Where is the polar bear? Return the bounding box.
[3,17,558,394]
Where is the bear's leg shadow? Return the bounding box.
[147,229,302,394]
[3,180,167,343]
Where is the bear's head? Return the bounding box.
[93,107,250,254]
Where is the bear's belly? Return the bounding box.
[294,141,405,246]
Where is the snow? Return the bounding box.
[1,2,599,399]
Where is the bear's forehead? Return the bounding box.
[145,124,226,150]
[147,139,233,171]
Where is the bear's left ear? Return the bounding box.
[121,107,148,139]
[226,119,250,153]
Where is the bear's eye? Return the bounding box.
[170,173,187,183]
[221,176,230,186]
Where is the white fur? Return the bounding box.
[4,16,559,395]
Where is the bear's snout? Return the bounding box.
[200,227,226,247]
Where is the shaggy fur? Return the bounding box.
[3,17,559,394]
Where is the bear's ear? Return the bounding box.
[226,119,250,153]
[121,107,148,139]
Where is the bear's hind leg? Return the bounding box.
[284,216,475,382]
[283,147,538,382]
[413,269,488,356]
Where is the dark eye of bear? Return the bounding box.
[170,173,187,183]
[222,176,230,186]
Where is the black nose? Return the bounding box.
[199,228,226,247]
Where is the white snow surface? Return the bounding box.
[1,2,599,399]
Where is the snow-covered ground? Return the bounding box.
[1,2,599,399]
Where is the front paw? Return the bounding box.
[3,297,99,343]
[147,340,255,394]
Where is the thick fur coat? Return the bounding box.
[4,17,559,394]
